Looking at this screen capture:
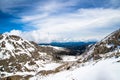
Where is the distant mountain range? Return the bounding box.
[39,41,96,55]
[39,41,96,48]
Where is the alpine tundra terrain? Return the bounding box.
[0,29,120,80]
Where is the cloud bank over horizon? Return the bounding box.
[0,0,120,43]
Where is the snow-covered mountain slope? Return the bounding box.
[83,29,120,61]
[0,34,68,79]
[30,57,120,80]
[0,34,38,59]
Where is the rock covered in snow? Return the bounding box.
[0,34,64,77]
[83,29,120,61]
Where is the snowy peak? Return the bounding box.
[93,29,120,54]
[0,34,36,59]
[83,29,120,61]
[0,34,69,77]
[0,34,51,74]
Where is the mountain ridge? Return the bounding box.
[82,29,120,61]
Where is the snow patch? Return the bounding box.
[62,56,78,62]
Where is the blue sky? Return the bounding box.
[0,0,120,43]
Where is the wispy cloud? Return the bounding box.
[8,8,120,43]
[1,0,120,43]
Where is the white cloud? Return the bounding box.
[2,0,120,43]
[7,8,120,43]
[34,0,78,13]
